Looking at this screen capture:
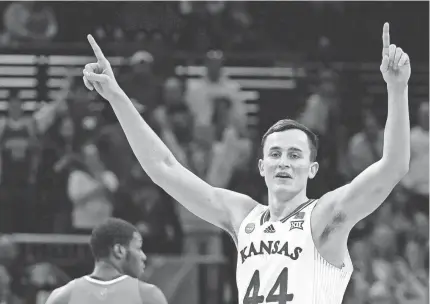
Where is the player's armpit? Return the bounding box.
[151,159,258,238]
[139,283,168,304]
[311,160,406,267]
[327,158,408,228]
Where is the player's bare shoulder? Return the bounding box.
[45,280,76,304]
[138,282,168,304]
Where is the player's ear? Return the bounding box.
[258,159,265,177]
[112,244,126,260]
[308,162,319,179]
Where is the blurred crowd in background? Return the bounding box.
[0,1,428,304]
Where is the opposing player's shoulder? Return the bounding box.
[45,280,76,304]
[138,282,168,304]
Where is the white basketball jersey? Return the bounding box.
[236,199,353,304]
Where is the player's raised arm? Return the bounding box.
[82,35,257,237]
[323,22,411,227]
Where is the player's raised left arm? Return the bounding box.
[330,22,411,226]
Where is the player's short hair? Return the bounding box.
[261,119,319,161]
[90,218,138,260]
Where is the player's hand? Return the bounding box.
[380,22,411,86]
[83,34,120,101]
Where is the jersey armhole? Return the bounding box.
[234,204,266,246]
[310,199,353,271]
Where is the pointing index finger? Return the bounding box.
[382,22,390,56]
[87,34,105,61]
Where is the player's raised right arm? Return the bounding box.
[83,35,257,236]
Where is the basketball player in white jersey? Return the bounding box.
[45,218,167,304]
[82,22,411,303]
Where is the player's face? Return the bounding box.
[123,232,146,279]
[259,129,318,198]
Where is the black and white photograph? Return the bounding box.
[0,1,428,304]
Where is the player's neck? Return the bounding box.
[91,261,124,281]
[267,190,308,222]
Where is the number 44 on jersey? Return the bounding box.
[244,268,293,304]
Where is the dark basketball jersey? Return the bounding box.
[0,119,34,185]
[68,275,142,304]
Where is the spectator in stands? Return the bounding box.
[35,115,75,233]
[118,50,161,116]
[162,77,186,108]
[413,212,429,247]
[367,281,395,304]
[206,96,252,188]
[185,50,246,131]
[0,89,39,233]
[393,256,428,304]
[401,101,429,215]
[298,68,344,196]
[33,80,77,233]
[224,2,257,50]
[161,104,194,167]
[96,119,137,192]
[178,1,255,51]
[2,1,58,44]
[0,265,20,304]
[372,224,398,263]
[404,237,428,279]
[299,68,340,136]
[67,142,119,234]
[64,74,102,149]
[350,239,374,285]
[387,186,414,234]
[344,106,384,180]
[344,272,370,304]
[211,96,234,142]
[20,262,69,304]
[153,77,194,167]
[0,235,22,304]
[114,163,183,254]
[90,2,124,43]
[177,2,222,51]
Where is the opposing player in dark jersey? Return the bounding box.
[45,218,167,304]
